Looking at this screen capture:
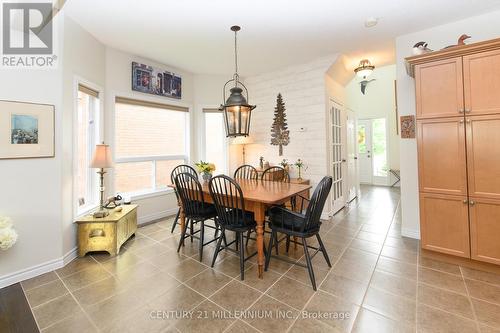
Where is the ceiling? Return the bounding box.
[65,0,500,76]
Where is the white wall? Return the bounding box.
[61,16,106,254]
[240,55,340,212]
[346,64,399,183]
[0,15,65,285]
[104,47,195,223]
[396,10,500,238]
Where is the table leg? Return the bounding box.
[254,203,265,279]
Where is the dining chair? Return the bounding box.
[174,172,222,261]
[245,165,290,248]
[261,166,290,182]
[170,164,198,233]
[265,176,333,290]
[234,164,259,180]
[208,175,259,280]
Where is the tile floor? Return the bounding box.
[19,186,500,333]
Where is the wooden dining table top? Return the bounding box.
[170,178,312,204]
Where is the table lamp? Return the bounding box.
[90,142,113,218]
[231,136,254,164]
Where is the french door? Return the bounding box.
[330,101,346,214]
[358,118,388,185]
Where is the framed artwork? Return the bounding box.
[131,61,182,99]
[0,100,55,159]
[400,115,416,139]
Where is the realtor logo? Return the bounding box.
[1,2,57,68]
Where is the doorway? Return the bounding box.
[357,118,388,185]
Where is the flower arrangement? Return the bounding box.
[279,159,290,173]
[294,159,308,180]
[0,216,18,251]
[195,161,216,182]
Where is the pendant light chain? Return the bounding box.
[234,28,239,85]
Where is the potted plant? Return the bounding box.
[280,159,290,174]
[195,161,216,183]
[295,159,308,180]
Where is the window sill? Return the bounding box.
[126,188,175,201]
[75,204,99,220]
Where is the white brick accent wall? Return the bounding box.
[237,56,340,204]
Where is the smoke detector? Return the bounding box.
[364,17,378,28]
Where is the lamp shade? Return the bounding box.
[90,143,113,169]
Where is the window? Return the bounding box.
[115,97,189,196]
[203,109,228,175]
[76,84,100,215]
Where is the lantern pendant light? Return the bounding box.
[219,25,256,137]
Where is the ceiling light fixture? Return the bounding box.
[354,59,375,78]
[364,17,378,28]
[219,25,256,137]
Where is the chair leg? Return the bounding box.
[211,229,224,268]
[245,230,252,247]
[274,232,279,255]
[316,234,332,267]
[199,220,205,262]
[177,221,188,253]
[222,231,228,247]
[239,232,245,280]
[171,208,180,233]
[286,235,290,253]
[302,237,317,291]
[265,231,275,271]
[235,232,239,250]
[190,219,194,243]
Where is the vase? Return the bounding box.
[202,173,212,183]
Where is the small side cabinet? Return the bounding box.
[75,204,138,257]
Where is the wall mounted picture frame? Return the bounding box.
[0,100,55,159]
[400,115,416,139]
[131,61,182,99]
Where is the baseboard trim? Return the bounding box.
[401,227,420,240]
[0,246,77,290]
[138,208,178,226]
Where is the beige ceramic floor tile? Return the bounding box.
[209,280,261,312]
[243,295,299,333]
[352,308,415,333]
[25,279,69,308]
[417,303,478,333]
[466,279,500,305]
[185,269,232,297]
[418,283,474,319]
[21,271,59,291]
[266,276,315,310]
[363,287,416,325]
[32,294,81,330]
[305,290,359,332]
[472,298,500,329]
[370,270,417,299]
[319,273,368,305]
[418,266,467,295]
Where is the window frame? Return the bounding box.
[113,95,191,199]
[200,107,229,176]
[73,77,103,219]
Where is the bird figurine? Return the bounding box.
[412,41,433,55]
[360,79,376,95]
[444,34,471,48]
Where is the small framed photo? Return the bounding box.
[0,100,55,159]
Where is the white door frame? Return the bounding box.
[358,118,389,186]
[346,108,359,201]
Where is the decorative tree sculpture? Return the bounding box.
[270,93,290,156]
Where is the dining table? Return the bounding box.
[170,178,312,278]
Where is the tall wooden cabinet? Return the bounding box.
[407,38,500,265]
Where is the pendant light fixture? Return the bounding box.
[354,59,375,78]
[219,25,256,137]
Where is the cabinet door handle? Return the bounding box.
[469,200,475,206]
[459,119,464,123]
[464,109,471,113]
[463,199,468,204]
[466,119,471,123]
[458,109,464,113]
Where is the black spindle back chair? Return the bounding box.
[234,164,259,180]
[261,166,290,182]
[174,172,221,261]
[170,164,197,233]
[265,176,333,290]
[208,175,258,280]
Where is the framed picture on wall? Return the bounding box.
[0,100,55,159]
[131,61,182,99]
